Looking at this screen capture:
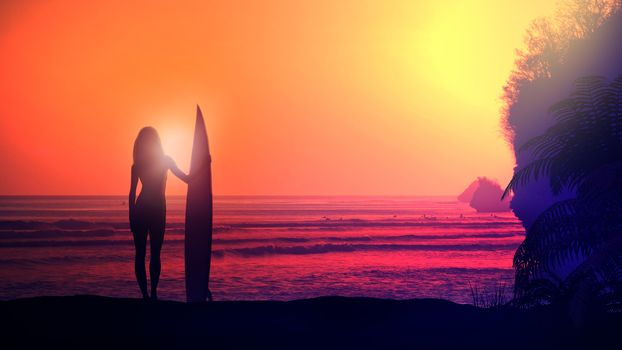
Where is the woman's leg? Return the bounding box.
[149,219,165,300]
[132,227,149,299]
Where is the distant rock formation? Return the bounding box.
[457,180,479,203]
[458,177,511,213]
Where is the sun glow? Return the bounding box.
[417,1,556,111]
[0,0,557,195]
[159,124,191,168]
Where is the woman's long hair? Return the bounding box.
[133,127,164,167]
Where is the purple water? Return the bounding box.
[0,196,524,303]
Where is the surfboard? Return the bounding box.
[185,105,213,302]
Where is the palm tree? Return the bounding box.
[503,75,622,314]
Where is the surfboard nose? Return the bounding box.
[196,104,203,122]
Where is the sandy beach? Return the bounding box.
[2,295,621,349]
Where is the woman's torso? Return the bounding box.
[135,158,168,210]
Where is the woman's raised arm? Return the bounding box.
[167,156,192,184]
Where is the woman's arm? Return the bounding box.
[129,165,138,232]
[167,156,191,184]
[167,155,209,184]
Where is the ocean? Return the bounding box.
[0,196,524,304]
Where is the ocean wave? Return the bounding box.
[0,219,126,230]
[0,218,522,232]
[0,254,133,266]
[215,242,520,257]
[230,220,521,230]
[0,229,117,239]
[0,239,519,257]
[0,208,464,218]
[0,239,138,248]
[214,232,521,245]
[0,219,188,230]
[0,229,523,245]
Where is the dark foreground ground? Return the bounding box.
[2,295,621,349]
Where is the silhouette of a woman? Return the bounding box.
[129,127,190,300]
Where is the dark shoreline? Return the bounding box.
[2,295,621,349]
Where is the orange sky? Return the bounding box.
[0,0,557,196]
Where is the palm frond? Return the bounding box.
[510,75,622,308]
[503,158,555,199]
[506,75,622,196]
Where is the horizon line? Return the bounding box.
[0,194,459,198]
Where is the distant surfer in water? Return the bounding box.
[129,127,192,300]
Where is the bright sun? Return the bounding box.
[157,122,193,171]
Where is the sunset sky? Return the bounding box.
[0,0,557,196]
